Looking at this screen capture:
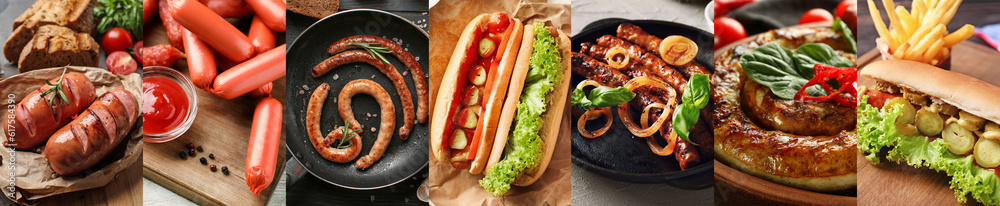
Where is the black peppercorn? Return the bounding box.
[196,146,203,152]
[200,157,207,165]
[188,149,196,156]
[209,153,215,159]
[221,166,229,175]
[187,143,195,150]
[210,165,217,172]
[178,151,187,159]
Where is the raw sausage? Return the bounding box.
[246,97,282,195]
[312,50,414,140]
[199,0,253,18]
[171,0,254,62]
[5,72,95,150]
[306,83,362,163]
[212,45,286,100]
[326,35,428,124]
[338,79,395,170]
[44,88,137,176]
[245,0,286,32]
[249,16,277,56]
[182,29,216,90]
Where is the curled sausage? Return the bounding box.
[306,83,362,163]
[313,50,414,140]
[338,79,395,170]
[326,35,428,124]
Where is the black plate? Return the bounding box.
[570,19,714,187]
[285,9,429,190]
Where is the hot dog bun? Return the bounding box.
[485,23,571,187]
[862,59,1000,123]
[430,13,524,174]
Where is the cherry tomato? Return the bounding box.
[102,27,133,54]
[715,0,755,18]
[835,0,857,18]
[487,13,509,34]
[799,8,834,25]
[714,17,746,50]
[134,40,144,61]
[107,51,137,75]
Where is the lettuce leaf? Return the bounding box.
[479,22,563,196]
[858,95,1000,205]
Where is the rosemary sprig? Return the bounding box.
[39,68,70,106]
[348,42,392,66]
[337,121,362,149]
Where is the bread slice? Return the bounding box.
[13,0,95,34]
[17,33,99,73]
[287,0,340,19]
[5,23,76,61]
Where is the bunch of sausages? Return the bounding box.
[144,0,286,195]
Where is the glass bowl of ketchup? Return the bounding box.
[142,66,198,143]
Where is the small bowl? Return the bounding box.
[142,66,198,143]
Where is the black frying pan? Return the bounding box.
[570,19,714,188]
[284,9,429,189]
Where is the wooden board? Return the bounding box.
[140,17,287,205]
[32,158,142,205]
[856,41,1000,206]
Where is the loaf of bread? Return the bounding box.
[4,23,76,61]
[13,0,95,34]
[287,0,340,19]
[17,33,99,73]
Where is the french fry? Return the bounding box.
[944,24,975,47]
[941,0,964,28]
[883,0,902,33]
[869,0,895,47]
[913,0,925,22]
[909,24,946,57]
[894,43,910,59]
[923,39,945,61]
[896,6,917,36]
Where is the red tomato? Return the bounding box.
[107,51,137,75]
[102,27,134,54]
[134,40,144,61]
[715,0,755,18]
[835,0,857,18]
[799,8,834,25]
[487,13,509,33]
[714,17,746,50]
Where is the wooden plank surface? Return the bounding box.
[140,16,287,206]
[856,41,1000,206]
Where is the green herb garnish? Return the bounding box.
[349,42,393,66]
[832,18,857,54]
[94,0,142,39]
[738,42,853,100]
[40,68,70,106]
[570,81,636,110]
[337,121,362,149]
[672,74,710,145]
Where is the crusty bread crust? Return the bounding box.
[862,59,1000,123]
[18,33,99,73]
[287,0,341,19]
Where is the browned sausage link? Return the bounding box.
[306,83,362,163]
[338,79,396,170]
[679,62,711,77]
[312,50,414,140]
[583,41,687,92]
[616,23,661,52]
[674,136,701,170]
[327,35,428,124]
[596,35,646,60]
[44,88,136,176]
[572,53,667,115]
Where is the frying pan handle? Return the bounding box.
[284,157,309,186]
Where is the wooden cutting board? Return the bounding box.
[140,18,287,205]
[856,41,1000,206]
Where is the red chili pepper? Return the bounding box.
[794,64,858,107]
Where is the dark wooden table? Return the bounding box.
[857,0,1000,53]
[284,1,429,205]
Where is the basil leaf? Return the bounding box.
[570,88,592,109]
[833,18,857,54]
[682,74,710,108]
[794,43,853,75]
[588,86,636,108]
[672,104,700,145]
[739,42,810,99]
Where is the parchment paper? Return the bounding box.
[0,67,142,205]
[427,0,572,205]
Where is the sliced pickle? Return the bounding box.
[943,122,976,155]
[479,38,496,58]
[458,108,479,129]
[915,107,944,136]
[450,129,468,150]
[983,122,1000,140]
[886,98,916,135]
[958,111,986,131]
[464,86,481,106]
[975,137,1000,168]
[470,65,487,86]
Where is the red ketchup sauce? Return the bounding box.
[143,76,190,134]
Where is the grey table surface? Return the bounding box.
[570,0,714,205]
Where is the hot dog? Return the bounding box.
[430,12,523,174]
[212,45,286,100]
[247,82,273,99]
[249,16,277,56]
[182,29,216,90]
[246,97,282,195]
[171,0,254,62]
[4,72,95,150]
[245,0,286,32]
[45,88,137,176]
